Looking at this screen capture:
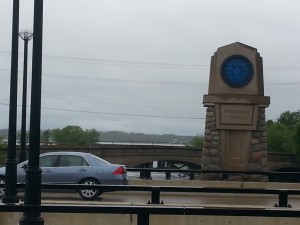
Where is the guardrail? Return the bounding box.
[1,183,298,207]
[43,183,300,207]
[1,183,300,225]
[127,168,300,181]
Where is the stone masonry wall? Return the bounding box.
[201,105,268,181]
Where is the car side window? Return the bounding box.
[58,155,90,167]
[39,155,58,167]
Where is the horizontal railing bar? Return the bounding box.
[127,168,300,176]
[1,183,299,195]
[0,204,300,217]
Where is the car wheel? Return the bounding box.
[0,177,5,198]
[78,178,102,200]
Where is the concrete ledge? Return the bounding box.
[1,212,300,225]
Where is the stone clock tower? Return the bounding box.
[202,42,270,181]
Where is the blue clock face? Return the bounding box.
[221,56,253,88]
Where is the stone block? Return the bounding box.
[204,142,212,148]
[248,163,262,171]
[205,135,212,142]
[251,151,263,162]
[251,138,260,144]
[251,144,262,152]
[210,148,219,156]
[210,156,221,164]
[207,111,214,117]
[260,136,267,143]
[204,129,210,135]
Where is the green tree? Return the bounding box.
[41,130,51,145]
[277,111,300,130]
[16,132,29,143]
[0,135,6,148]
[266,119,274,127]
[85,129,100,144]
[51,125,100,145]
[294,122,300,155]
[52,125,87,145]
[267,111,300,155]
[187,135,204,148]
[267,122,294,153]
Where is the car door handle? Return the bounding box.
[79,169,87,172]
[43,170,53,173]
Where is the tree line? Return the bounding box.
[1,111,299,153]
[41,126,100,145]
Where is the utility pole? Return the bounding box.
[19,31,33,163]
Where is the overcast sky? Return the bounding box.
[1,0,300,136]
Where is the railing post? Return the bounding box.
[165,171,171,180]
[189,173,195,180]
[137,213,149,225]
[151,187,160,204]
[278,190,288,207]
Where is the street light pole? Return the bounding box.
[19,0,44,224]
[19,31,33,163]
[2,0,20,205]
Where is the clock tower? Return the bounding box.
[202,42,270,181]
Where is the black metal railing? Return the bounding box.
[1,183,300,225]
[1,183,299,207]
[37,183,300,207]
[127,168,300,181]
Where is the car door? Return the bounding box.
[17,155,58,183]
[40,155,59,183]
[53,155,91,184]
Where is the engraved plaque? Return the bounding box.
[216,104,258,130]
[220,104,253,125]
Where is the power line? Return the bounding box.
[0,102,205,120]
[0,67,207,86]
[1,67,300,86]
[0,50,208,70]
[2,50,300,71]
[43,54,208,70]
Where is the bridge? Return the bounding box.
[39,144,300,171]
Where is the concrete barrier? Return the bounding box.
[0,212,300,225]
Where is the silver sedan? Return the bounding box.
[0,151,128,200]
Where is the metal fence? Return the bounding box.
[1,183,300,225]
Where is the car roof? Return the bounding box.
[41,151,89,156]
[40,151,111,164]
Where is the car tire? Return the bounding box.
[0,177,5,198]
[78,178,102,200]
